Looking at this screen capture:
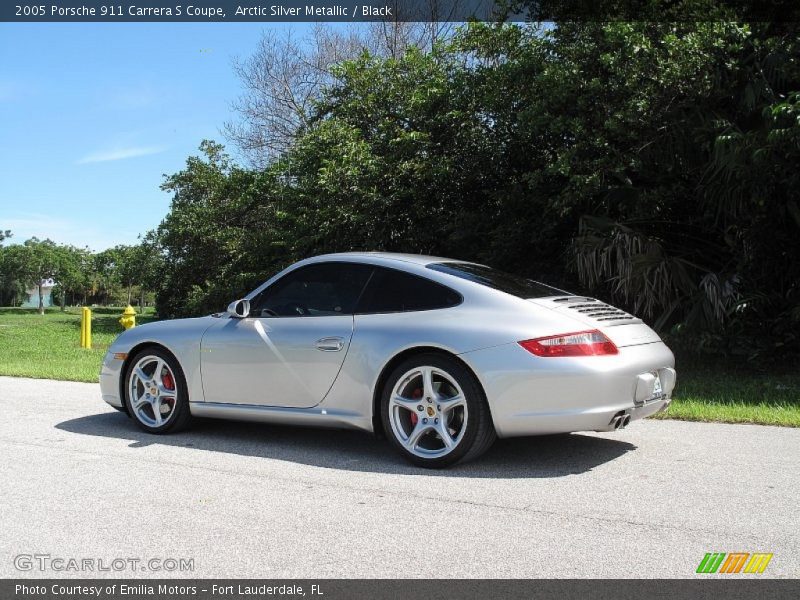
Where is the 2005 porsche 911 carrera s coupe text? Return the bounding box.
[100,252,676,467]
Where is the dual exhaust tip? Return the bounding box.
[610,412,631,430]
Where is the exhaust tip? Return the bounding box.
[609,411,626,430]
[621,415,631,429]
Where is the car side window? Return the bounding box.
[356,266,462,314]
[251,263,373,317]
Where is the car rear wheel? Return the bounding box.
[124,348,191,434]
[381,353,496,468]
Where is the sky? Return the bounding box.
[0,22,319,251]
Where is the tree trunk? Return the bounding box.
[140,288,145,314]
[38,282,44,315]
[127,283,132,305]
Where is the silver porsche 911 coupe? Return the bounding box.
[100,252,676,467]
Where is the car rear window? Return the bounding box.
[427,262,565,299]
[356,266,462,313]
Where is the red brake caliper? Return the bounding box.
[162,371,174,391]
[409,388,422,426]
[160,370,176,413]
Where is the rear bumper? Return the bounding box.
[459,340,675,438]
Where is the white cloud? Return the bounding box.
[76,145,166,164]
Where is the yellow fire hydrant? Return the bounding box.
[119,305,137,330]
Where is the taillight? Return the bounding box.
[518,330,618,357]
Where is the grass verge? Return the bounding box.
[0,307,157,383]
[654,365,800,427]
[0,307,798,426]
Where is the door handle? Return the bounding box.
[315,336,345,352]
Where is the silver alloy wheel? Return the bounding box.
[388,366,469,458]
[128,355,178,428]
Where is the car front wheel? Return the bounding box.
[381,353,496,468]
[124,348,191,433]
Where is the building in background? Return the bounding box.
[22,278,56,308]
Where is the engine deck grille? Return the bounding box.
[553,297,635,323]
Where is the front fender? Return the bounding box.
[100,316,219,409]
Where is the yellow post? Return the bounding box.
[80,307,92,349]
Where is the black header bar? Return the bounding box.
[4,0,800,22]
[4,579,800,600]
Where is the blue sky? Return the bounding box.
[0,22,319,250]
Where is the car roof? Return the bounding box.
[245,251,519,306]
[306,251,473,267]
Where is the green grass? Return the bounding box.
[654,365,800,427]
[0,307,158,382]
[0,307,798,426]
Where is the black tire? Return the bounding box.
[124,347,192,434]
[381,353,496,468]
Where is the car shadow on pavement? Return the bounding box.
[56,411,636,479]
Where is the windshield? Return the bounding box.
[427,262,566,299]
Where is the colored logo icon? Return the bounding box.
[697,552,773,574]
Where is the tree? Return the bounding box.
[52,245,90,310]
[156,20,800,360]
[112,245,138,305]
[0,237,26,306]
[135,235,165,313]
[554,22,800,355]
[5,239,60,314]
[113,239,163,311]
[92,248,122,306]
[225,19,455,165]
[153,141,288,317]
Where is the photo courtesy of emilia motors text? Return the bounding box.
[0,0,799,598]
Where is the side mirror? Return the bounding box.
[226,299,250,318]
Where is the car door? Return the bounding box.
[200,262,374,408]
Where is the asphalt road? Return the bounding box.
[1,375,798,579]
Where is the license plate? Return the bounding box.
[652,372,663,396]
